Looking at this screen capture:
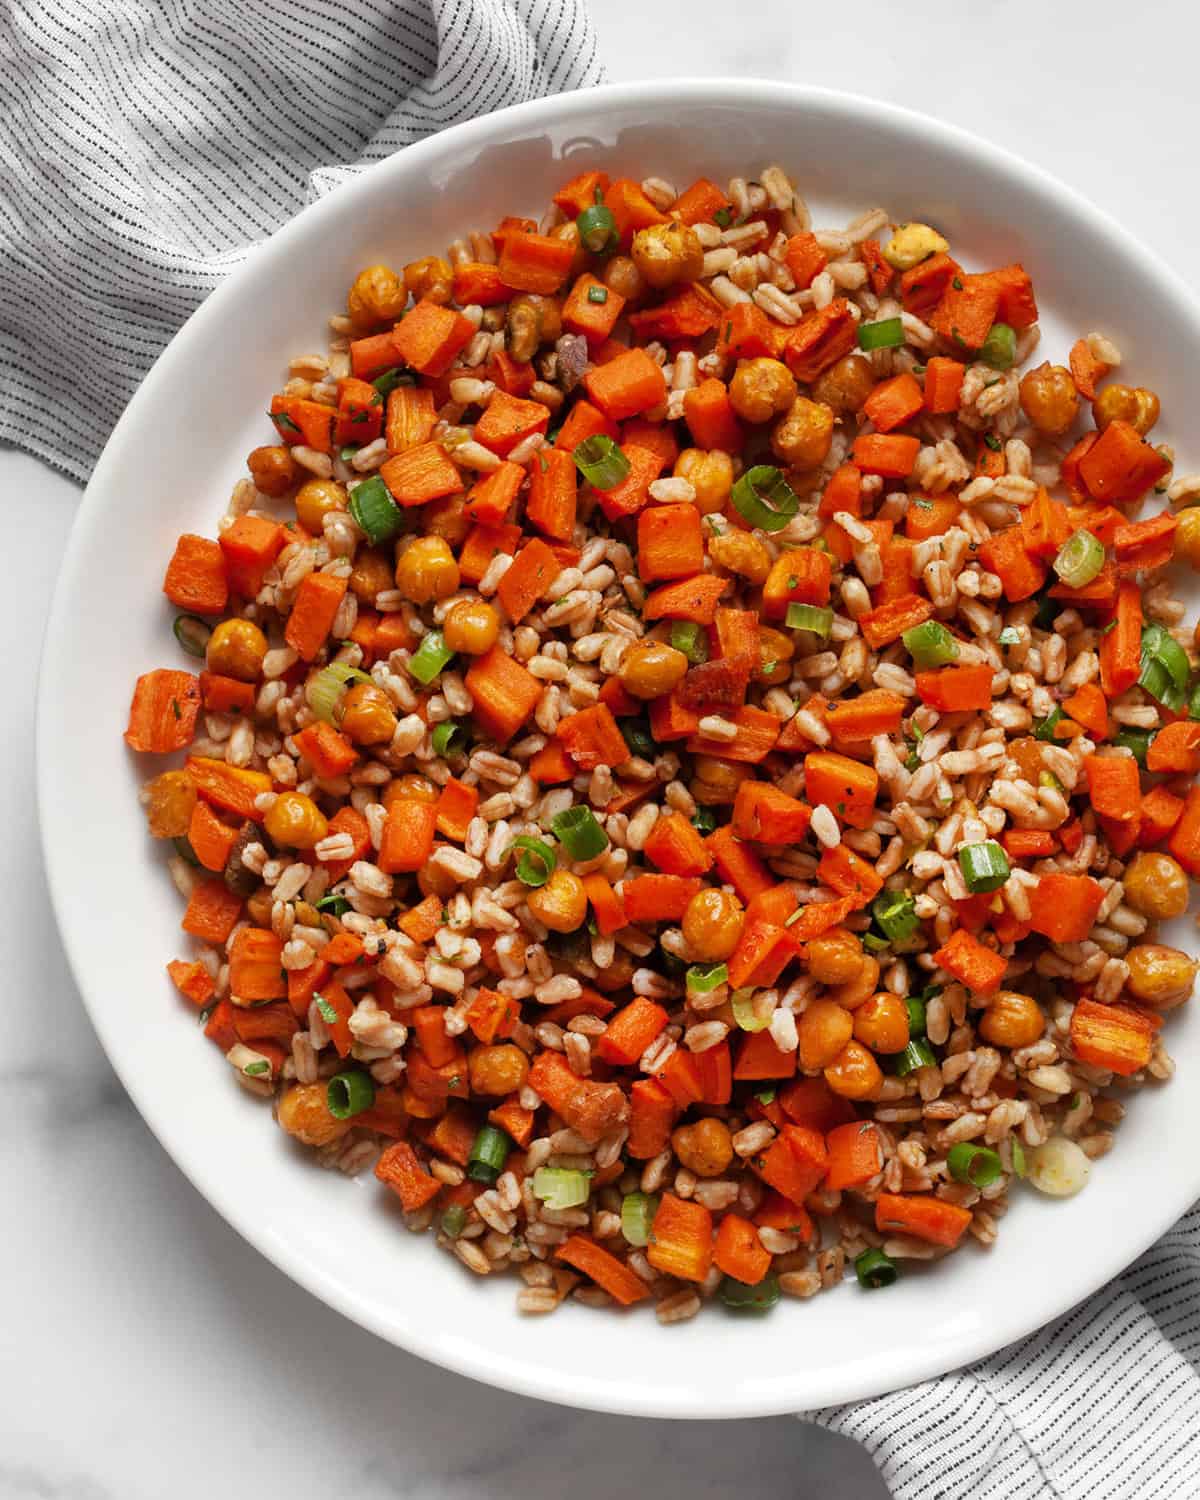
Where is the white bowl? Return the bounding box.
[38,79,1200,1417]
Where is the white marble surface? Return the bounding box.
[8,3,1200,1494]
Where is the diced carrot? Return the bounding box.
[451,260,508,307]
[1114,510,1177,576]
[637,502,704,582]
[713,1213,773,1286]
[284,571,347,662]
[670,176,731,225]
[621,417,680,470]
[732,781,812,844]
[1079,419,1171,505]
[850,431,921,478]
[1028,873,1106,943]
[556,702,628,771]
[463,460,523,527]
[804,750,878,830]
[583,873,627,936]
[603,177,668,247]
[621,873,701,924]
[1084,753,1141,824]
[554,399,619,452]
[818,461,862,520]
[198,672,255,716]
[378,798,438,874]
[124,670,200,753]
[978,525,1047,603]
[1169,785,1200,874]
[1061,683,1110,740]
[181,878,243,945]
[379,441,463,508]
[823,690,906,748]
[685,704,780,765]
[323,931,364,968]
[293,721,358,779]
[595,997,669,1067]
[553,169,610,217]
[270,393,335,453]
[187,799,239,873]
[696,1040,733,1107]
[864,372,924,433]
[386,385,437,452]
[915,663,994,713]
[1020,488,1071,561]
[496,537,561,624]
[1048,560,1119,610]
[488,1096,534,1149]
[783,299,857,382]
[163,534,228,615]
[814,843,882,908]
[528,740,575,785]
[528,1051,629,1143]
[930,272,1000,351]
[349,329,401,381]
[595,443,666,522]
[628,283,723,343]
[648,687,702,742]
[486,348,536,398]
[1148,721,1200,775]
[987,263,1038,329]
[225,925,285,1001]
[335,376,384,447]
[434,777,479,841]
[375,1141,441,1211]
[682,377,743,452]
[464,645,542,742]
[778,1076,855,1132]
[783,231,828,289]
[398,894,445,945]
[923,357,966,415]
[1100,582,1142,696]
[645,1192,713,1283]
[321,805,372,882]
[392,299,475,377]
[557,1234,650,1305]
[754,1125,828,1204]
[167,958,216,1008]
[706,825,775,904]
[643,573,729,626]
[642,810,713,876]
[754,1190,815,1243]
[627,1078,677,1158]
[473,390,550,457]
[1138,785,1184,849]
[728,918,799,992]
[899,252,961,314]
[458,522,520,587]
[825,1121,883,1191]
[185,756,271,821]
[525,447,578,542]
[786,896,858,941]
[761,548,831,619]
[1070,997,1159,1076]
[858,237,893,295]
[716,301,785,361]
[932,927,1007,995]
[1069,337,1111,400]
[857,593,933,650]
[1001,829,1058,860]
[875,1193,972,1249]
[584,347,668,421]
[232,1002,296,1053]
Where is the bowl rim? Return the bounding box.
[37,76,1200,1418]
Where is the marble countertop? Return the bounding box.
[8,2,1200,1494]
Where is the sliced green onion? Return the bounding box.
[731,988,770,1032]
[339,444,360,462]
[551,805,609,860]
[620,1191,660,1247]
[979,322,1016,370]
[719,1273,781,1313]
[1039,769,1063,792]
[713,207,733,229]
[1010,1138,1028,1179]
[731,465,799,533]
[315,893,351,916]
[786,603,834,637]
[947,1142,1003,1187]
[1033,706,1063,742]
[863,932,889,954]
[349,474,404,545]
[371,367,412,397]
[586,284,609,304]
[671,620,709,664]
[958,840,1010,894]
[894,1038,937,1076]
[576,204,618,254]
[1190,683,1200,721]
[531,1166,592,1210]
[620,717,655,758]
[243,1059,270,1076]
[1053,529,1104,589]
[872,889,919,942]
[687,962,728,993]
[983,432,1003,452]
[327,1070,375,1120]
[431,720,467,757]
[173,614,212,658]
[306,661,372,723]
[573,434,630,490]
[408,629,455,686]
[1139,623,1189,709]
[857,316,905,352]
[755,1086,777,1105]
[172,835,201,867]
[998,626,1021,648]
[855,1248,898,1289]
[509,835,557,887]
[902,619,959,670]
[905,995,927,1037]
[440,1203,468,1239]
[1115,727,1154,766]
[467,1125,512,1184]
[691,806,718,835]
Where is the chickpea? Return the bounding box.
[424,494,471,548]
[402,255,453,306]
[806,927,865,986]
[604,254,646,302]
[143,769,197,839]
[468,1043,530,1097]
[1093,383,1160,436]
[691,754,751,805]
[882,222,949,271]
[811,353,875,414]
[798,999,854,1071]
[826,954,881,1012]
[264,790,328,849]
[708,528,771,584]
[756,625,794,686]
[675,447,734,509]
[729,357,797,424]
[1125,944,1197,1010]
[853,993,910,1054]
[630,221,704,290]
[247,444,299,497]
[506,294,560,362]
[671,1117,733,1178]
[395,536,460,604]
[824,1040,884,1100]
[772,397,835,469]
[1019,362,1079,437]
[295,478,346,535]
[620,640,689,700]
[246,886,274,927]
[340,682,398,746]
[207,617,268,682]
[277,1083,352,1146]
[1122,852,1190,921]
[384,774,438,808]
[347,264,407,333]
[349,548,394,604]
[682,887,745,961]
[444,598,500,655]
[1177,508,1200,572]
[979,991,1045,1050]
[527,869,588,932]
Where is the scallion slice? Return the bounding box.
[371,367,412,397]
[1053,529,1104,589]
[719,1273,781,1313]
[979,322,1016,370]
[1114,727,1154,766]
[431,720,467,757]
[958,840,1010,894]
[173,614,212,658]
[872,889,920,941]
[863,932,888,953]
[573,434,629,490]
[731,988,770,1032]
[905,995,927,1037]
[620,717,655,758]
[349,474,403,545]
[408,629,455,686]
[687,962,728,993]
[855,1248,898,1289]
[326,1070,375,1120]
[902,619,959,670]
[620,1191,660,1247]
[531,1166,592,1210]
[1139,623,1190,710]
[691,806,718,835]
[670,620,709,664]
[1033,706,1063,742]
[576,204,618,254]
[315,893,351,916]
[306,661,372,723]
[339,444,359,462]
[509,835,557,887]
[550,805,609,860]
[894,1038,937,1076]
[586,284,609,304]
[857,316,904,352]
[440,1203,468,1239]
[947,1141,1003,1187]
[1010,1138,1028,1178]
[467,1124,512,1184]
[786,603,834,636]
[730,464,800,533]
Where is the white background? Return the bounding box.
[6,3,1196,1495]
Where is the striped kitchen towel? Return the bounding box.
[0,0,603,481]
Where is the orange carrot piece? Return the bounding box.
[1148,721,1200,774]
[637,502,704,582]
[824,690,906,748]
[458,522,521,587]
[858,238,893,295]
[643,573,729,626]
[379,441,463,508]
[496,537,561,624]
[728,917,799,992]
[284,571,348,662]
[857,593,933,649]
[825,1121,883,1191]
[181,878,243,945]
[525,446,578,542]
[488,1097,534,1149]
[818,461,862,520]
[905,497,962,545]
[863,372,924,434]
[851,432,921,478]
[930,272,1000,351]
[386,385,437,452]
[595,443,666,522]
[451,260,508,307]
[783,231,828,289]
[684,704,780,765]
[553,169,610,217]
[1020,488,1071,561]
[349,328,401,380]
[815,843,883,908]
[716,301,786,362]
[185,756,271,821]
[463,460,524,526]
[473,390,550,457]
[1069,337,1111,400]
[915,663,994,713]
[124,670,200,753]
[645,1193,713,1284]
[783,299,857,382]
[198,671,255,715]
[732,781,812,844]
[1002,829,1058,860]
[713,1213,773,1286]
[754,1125,828,1203]
[875,1193,972,1249]
[583,873,627,935]
[648,686,702,743]
[705,825,774,904]
[682,376,744,452]
[293,721,358,779]
[1061,682,1110,740]
[528,1051,629,1143]
[584,346,668,422]
[628,283,724,343]
[804,750,878,830]
[528,740,575,784]
[435,777,479,841]
[603,177,669,247]
[786,896,858,941]
[335,376,384,447]
[561,272,627,346]
[398,894,444,945]
[270,393,335,453]
[1028,873,1106,943]
[464,644,542,742]
[621,873,702,924]
[978,525,1047,603]
[670,176,731,224]
[163,534,228,615]
[595,997,669,1067]
[1100,582,1143,696]
[1084,753,1141,823]
[167,958,216,1008]
[227,926,286,1001]
[187,799,239,873]
[378,798,438,874]
[557,1234,650,1305]
[1078,419,1170,505]
[497,230,575,295]
[320,805,372,882]
[554,399,619,452]
[627,1078,677,1159]
[761,548,832,619]
[1168,785,1200,874]
[375,1141,441,1212]
[642,810,714,876]
[392,298,475,377]
[556,702,629,771]
[987,263,1038,329]
[932,927,1007,995]
[1070,998,1159,1076]
[1114,510,1177,576]
[923,357,966,415]
[899,252,961,314]
[778,1076,855,1132]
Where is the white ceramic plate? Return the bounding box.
[38,80,1200,1417]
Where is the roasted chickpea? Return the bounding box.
[207,617,268,682]
[798,999,854,1071]
[682,887,745,961]
[246,886,274,927]
[443,598,500,655]
[506,294,560,362]
[675,447,734,509]
[811,353,876,414]
[1125,944,1197,1010]
[423,494,471,549]
[347,264,407,332]
[527,869,588,932]
[756,625,794,685]
[144,769,197,839]
[772,397,835,469]
[603,254,646,302]
[853,993,910,1054]
[402,255,453,305]
[671,1117,733,1178]
[1122,852,1190,921]
[691,754,751,805]
[395,536,460,604]
[1177,508,1200,572]
[294,478,346,535]
[384,773,438,808]
[468,1043,530,1097]
[1019,362,1079,437]
[729,357,797,424]
[882,222,949,271]
[340,682,398,746]
[264,790,328,849]
[824,1040,884,1100]
[1093,383,1160,436]
[979,990,1045,1049]
[806,927,865,986]
[630,221,704,290]
[247,444,299,497]
[826,954,881,1012]
[277,1083,352,1146]
[708,527,771,583]
[349,548,394,604]
[620,640,689,700]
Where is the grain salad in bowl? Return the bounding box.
[126,159,1200,1324]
